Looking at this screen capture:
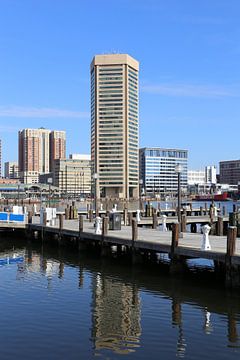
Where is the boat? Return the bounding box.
[194,192,229,201]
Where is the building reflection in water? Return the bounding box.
[91,274,142,355]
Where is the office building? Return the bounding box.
[139,147,188,195]
[18,128,66,184]
[220,160,240,185]
[188,170,205,186]
[53,156,91,195]
[91,54,139,199]
[205,166,217,184]
[4,161,19,179]
[50,130,66,171]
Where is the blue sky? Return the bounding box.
[0,0,239,171]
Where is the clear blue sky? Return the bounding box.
[0,0,239,171]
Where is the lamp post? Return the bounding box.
[93,173,98,216]
[175,164,183,238]
[47,178,53,208]
[139,179,143,209]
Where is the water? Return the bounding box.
[0,239,240,360]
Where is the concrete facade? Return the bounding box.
[91,54,139,199]
[220,160,240,185]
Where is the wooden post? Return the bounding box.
[132,218,138,242]
[96,208,99,218]
[79,215,83,233]
[171,223,179,254]
[217,216,223,236]
[43,211,47,226]
[123,208,128,226]
[152,210,158,229]
[181,214,187,233]
[222,206,226,216]
[200,206,203,216]
[89,209,93,223]
[86,204,90,219]
[226,226,237,257]
[59,214,64,230]
[128,212,133,226]
[28,210,33,224]
[102,216,108,239]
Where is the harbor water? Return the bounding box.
[0,238,240,360]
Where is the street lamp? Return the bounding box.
[139,179,143,209]
[47,178,53,207]
[93,173,98,216]
[175,164,183,238]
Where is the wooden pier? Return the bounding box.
[23,214,240,289]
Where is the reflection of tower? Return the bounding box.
[91,274,142,355]
[172,299,186,358]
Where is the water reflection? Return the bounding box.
[1,241,240,359]
[91,275,141,355]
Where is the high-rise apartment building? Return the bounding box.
[18,128,66,184]
[50,130,66,171]
[139,147,188,195]
[4,161,19,179]
[91,54,139,199]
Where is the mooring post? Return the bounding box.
[102,216,108,239]
[227,226,237,258]
[128,212,133,226]
[132,218,138,242]
[181,213,187,233]
[152,209,158,229]
[217,216,223,236]
[225,226,239,289]
[59,214,64,231]
[28,210,33,224]
[89,209,93,223]
[222,206,226,216]
[200,206,203,216]
[171,223,179,255]
[123,208,128,225]
[79,215,83,234]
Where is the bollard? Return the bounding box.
[161,215,167,232]
[201,224,211,250]
[95,216,102,234]
[136,209,141,223]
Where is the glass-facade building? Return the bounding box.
[91,54,139,199]
[139,148,188,195]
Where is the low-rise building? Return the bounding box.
[53,156,91,196]
[4,161,19,179]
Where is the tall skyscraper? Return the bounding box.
[18,128,65,184]
[50,130,66,171]
[91,54,139,199]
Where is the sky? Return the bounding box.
[0,0,239,171]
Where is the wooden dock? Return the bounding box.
[25,215,240,289]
